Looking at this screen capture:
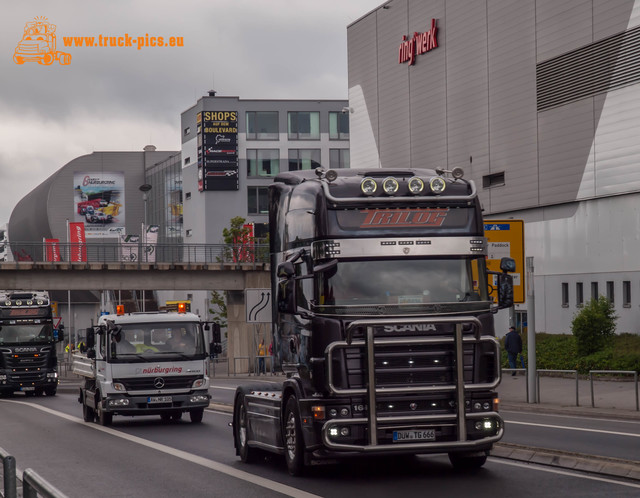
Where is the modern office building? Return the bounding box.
[180,93,350,245]
[347,0,640,334]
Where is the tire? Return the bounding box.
[234,394,257,463]
[97,398,113,426]
[189,408,204,424]
[14,55,24,64]
[82,398,95,422]
[35,388,44,397]
[43,53,54,65]
[45,386,57,396]
[448,452,488,470]
[59,53,71,65]
[284,396,305,476]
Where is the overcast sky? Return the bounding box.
[1,0,384,227]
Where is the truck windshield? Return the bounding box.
[316,258,489,306]
[110,322,204,358]
[0,324,54,344]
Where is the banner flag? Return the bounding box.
[69,222,87,262]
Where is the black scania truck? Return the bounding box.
[233,167,514,475]
[0,290,64,396]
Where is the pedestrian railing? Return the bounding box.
[1,447,68,498]
[589,370,639,411]
[502,368,529,402]
[536,369,580,407]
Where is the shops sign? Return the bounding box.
[398,18,438,65]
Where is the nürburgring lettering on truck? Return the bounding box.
[232,167,515,475]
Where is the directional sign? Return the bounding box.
[245,288,272,323]
[484,219,525,304]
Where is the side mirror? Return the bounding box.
[497,273,514,309]
[86,328,95,349]
[209,341,222,355]
[277,278,297,314]
[277,261,295,279]
[211,323,221,343]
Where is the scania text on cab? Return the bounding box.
[73,307,222,425]
[232,167,515,475]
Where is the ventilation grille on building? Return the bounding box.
[537,25,640,111]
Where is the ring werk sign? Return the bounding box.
[398,18,438,65]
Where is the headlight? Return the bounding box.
[108,398,130,407]
[408,176,424,194]
[360,177,377,195]
[192,378,205,389]
[382,177,399,195]
[113,383,126,391]
[429,176,446,194]
[190,394,209,403]
[46,372,58,378]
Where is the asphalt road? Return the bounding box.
[1,392,639,498]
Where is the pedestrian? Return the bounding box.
[257,338,266,375]
[504,326,523,377]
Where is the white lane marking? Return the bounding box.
[489,458,640,489]
[211,386,236,391]
[506,420,640,438]
[501,409,640,426]
[1,399,320,498]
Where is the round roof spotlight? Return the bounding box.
[452,167,465,180]
[408,176,425,194]
[429,176,447,194]
[360,177,378,196]
[382,177,399,195]
[325,169,339,182]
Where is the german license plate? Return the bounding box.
[21,386,35,392]
[393,429,436,442]
[148,396,172,403]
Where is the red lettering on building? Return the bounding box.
[398,18,438,65]
[360,208,449,228]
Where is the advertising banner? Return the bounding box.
[73,172,125,238]
[143,224,159,263]
[120,234,139,262]
[44,238,61,262]
[69,222,87,262]
[197,111,238,191]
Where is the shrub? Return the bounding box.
[571,296,617,357]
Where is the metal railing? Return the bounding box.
[1,241,269,265]
[1,447,68,498]
[537,369,580,406]
[590,370,639,411]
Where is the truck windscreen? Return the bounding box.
[0,323,54,344]
[316,258,488,306]
[110,322,205,358]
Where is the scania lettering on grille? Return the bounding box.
[383,324,437,333]
[14,347,38,352]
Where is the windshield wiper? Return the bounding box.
[152,351,194,360]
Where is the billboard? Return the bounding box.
[484,220,525,304]
[73,172,125,238]
[197,111,238,191]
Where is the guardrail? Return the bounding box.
[1,241,269,265]
[0,447,68,498]
[589,370,639,411]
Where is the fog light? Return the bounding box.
[329,408,338,418]
[340,427,350,436]
[429,176,446,194]
[360,177,377,195]
[190,394,209,403]
[340,408,350,417]
[482,402,490,410]
[408,176,424,194]
[483,420,493,430]
[329,427,339,437]
[382,177,399,195]
[108,398,130,407]
[473,402,482,411]
[475,421,483,430]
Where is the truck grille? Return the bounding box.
[115,375,200,391]
[1,349,50,382]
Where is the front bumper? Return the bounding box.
[102,390,210,415]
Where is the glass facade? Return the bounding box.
[145,153,183,244]
[247,149,280,177]
[246,111,279,140]
[329,111,349,140]
[288,149,321,171]
[288,111,320,140]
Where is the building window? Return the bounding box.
[561,283,569,307]
[623,281,631,307]
[288,111,320,140]
[289,149,321,171]
[576,282,583,307]
[330,149,350,169]
[184,157,191,166]
[591,282,598,300]
[186,229,193,237]
[246,111,279,140]
[329,111,349,140]
[606,281,614,304]
[483,172,505,188]
[247,149,279,177]
[248,186,269,215]
[185,192,191,200]
[184,127,190,136]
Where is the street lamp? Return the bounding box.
[139,184,152,311]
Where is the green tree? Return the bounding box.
[571,296,618,357]
[222,216,253,263]
[208,290,227,332]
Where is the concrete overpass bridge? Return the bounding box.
[0,242,272,373]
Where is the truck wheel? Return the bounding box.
[97,400,113,426]
[234,393,257,463]
[82,399,95,422]
[284,396,305,476]
[190,408,204,423]
[448,452,487,470]
[43,53,54,65]
[59,53,71,65]
[35,388,44,396]
[13,55,24,64]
